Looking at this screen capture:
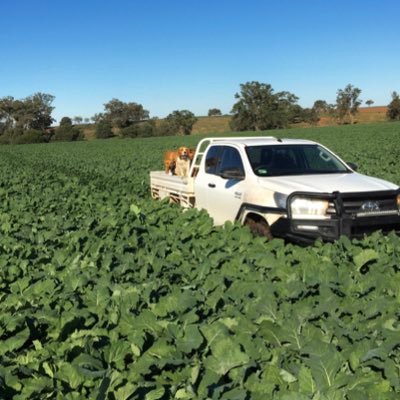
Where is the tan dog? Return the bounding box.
[164,146,194,176]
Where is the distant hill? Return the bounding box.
[79,106,389,139]
[191,115,231,134]
[316,106,388,127]
[191,107,389,133]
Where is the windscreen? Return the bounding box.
[246,144,350,177]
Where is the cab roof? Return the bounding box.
[200,136,317,148]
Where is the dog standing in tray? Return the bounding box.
[164,146,194,177]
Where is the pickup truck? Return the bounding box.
[150,137,400,244]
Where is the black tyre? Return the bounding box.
[245,216,273,240]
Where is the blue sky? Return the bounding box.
[1,0,399,122]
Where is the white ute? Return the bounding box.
[150,137,400,243]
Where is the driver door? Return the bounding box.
[196,145,246,225]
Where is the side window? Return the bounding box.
[218,147,245,176]
[205,146,223,175]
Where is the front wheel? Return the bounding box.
[244,216,273,240]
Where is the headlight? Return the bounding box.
[290,197,329,219]
[397,194,400,209]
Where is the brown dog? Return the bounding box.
[164,146,194,176]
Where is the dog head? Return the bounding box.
[177,146,191,160]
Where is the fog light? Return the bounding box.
[296,225,319,231]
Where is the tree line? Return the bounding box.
[91,99,198,139]
[229,82,400,131]
[1,83,400,144]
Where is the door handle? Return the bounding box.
[208,183,216,188]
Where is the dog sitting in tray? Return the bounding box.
[164,146,194,177]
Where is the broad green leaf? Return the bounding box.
[133,310,162,335]
[175,388,194,399]
[2,368,22,391]
[306,348,344,390]
[191,362,200,385]
[43,361,54,378]
[15,376,53,399]
[384,358,400,389]
[197,368,221,398]
[280,393,310,400]
[114,382,137,400]
[220,387,247,400]
[200,321,229,347]
[280,369,297,383]
[298,366,316,395]
[258,320,282,347]
[353,249,378,269]
[258,364,285,395]
[204,337,250,375]
[56,362,85,389]
[147,338,176,359]
[104,341,131,369]
[0,327,30,355]
[145,387,165,400]
[72,353,105,376]
[176,325,204,354]
[130,204,141,215]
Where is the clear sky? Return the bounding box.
[1,0,399,122]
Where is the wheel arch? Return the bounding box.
[237,204,285,227]
[242,211,267,225]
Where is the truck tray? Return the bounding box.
[150,171,195,208]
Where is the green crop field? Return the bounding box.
[1,122,400,399]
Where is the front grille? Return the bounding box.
[342,194,398,216]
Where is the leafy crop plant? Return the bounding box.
[0,122,400,399]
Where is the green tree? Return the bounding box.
[73,116,83,124]
[335,84,362,124]
[59,116,73,127]
[95,121,114,139]
[284,104,320,126]
[14,129,47,144]
[23,93,55,130]
[91,114,103,123]
[312,100,330,114]
[165,110,197,135]
[156,119,176,136]
[365,99,374,107]
[302,108,320,126]
[0,93,55,132]
[208,108,222,116]
[230,81,299,131]
[54,116,83,141]
[387,91,400,121]
[120,120,156,138]
[0,96,17,133]
[102,98,149,128]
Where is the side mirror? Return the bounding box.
[220,168,245,181]
[347,162,358,171]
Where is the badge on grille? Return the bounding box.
[361,201,380,212]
